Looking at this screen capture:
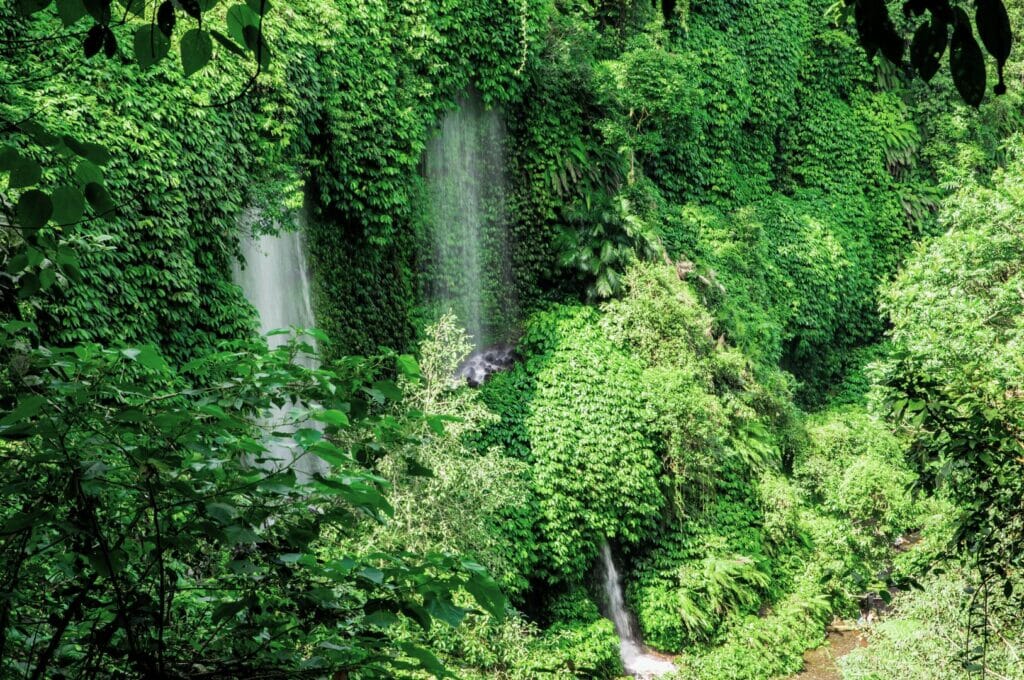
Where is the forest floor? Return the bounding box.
[790,625,867,680]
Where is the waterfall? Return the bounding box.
[234,210,317,361]
[233,208,326,479]
[599,542,676,679]
[424,89,515,347]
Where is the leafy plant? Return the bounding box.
[0,324,506,677]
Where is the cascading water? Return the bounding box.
[233,208,326,479]
[424,89,516,352]
[599,542,676,679]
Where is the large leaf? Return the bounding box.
[8,156,41,188]
[180,28,213,77]
[951,11,987,107]
[16,190,52,229]
[134,25,170,69]
[910,18,947,82]
[82,0,110,22]
[157,0,175,36]
[854,0,904,64]
[51,185,85,224]
[227,3,259,45]
[84,182,115,214]
[398,643,447,678]
[74,158,104,185]
[83,23,107,58]
[464,574,507,621]
[976,0,1013,93]
[57,0,87,26]
[423,593,466,628]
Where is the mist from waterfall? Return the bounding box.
[424,90,516,347]
[234,208,326,479]
[599,542,676,679]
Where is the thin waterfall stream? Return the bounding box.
[425,89,517,385]
[233,209,327,480]
[599,542,676,678]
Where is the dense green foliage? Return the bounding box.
[4,0,1024,678]
[0,326,506,677]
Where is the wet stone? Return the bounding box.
[455,343,518,387]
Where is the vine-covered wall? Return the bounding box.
[7,0,948,389]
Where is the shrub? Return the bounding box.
[522,305,663,582]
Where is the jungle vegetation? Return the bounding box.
[1,1,1023,679]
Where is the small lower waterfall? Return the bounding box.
[599,543,676,679]
[424,89,516,348]
[234,210,326,479]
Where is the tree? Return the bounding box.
[0,325,506,677]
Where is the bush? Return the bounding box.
[522,304,664,582]
[840,571,1024,680]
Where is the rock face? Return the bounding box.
[455,343,518,387]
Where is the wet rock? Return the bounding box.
[455,342,518,387]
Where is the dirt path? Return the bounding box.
[790,626,867,680]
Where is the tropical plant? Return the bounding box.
[0,323,505,678]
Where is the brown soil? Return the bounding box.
[790,624,868,680]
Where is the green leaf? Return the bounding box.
[117,0,144,17]
[15,0,52,16]
[56,0,87,24]
[135,346,168,371]
[74,159,104,185]
[245,0,269,14]
[424,593,465,627]
[84,182,115,215]
[39,267,56,290]
[180,28,213,77]
[398,643,447,677]
[226,3,258,45]
[1,395,46,426]
[1,511,43,534]
[309,440,348,467]
[205,502,238,525]
[211,599,247,623]
[362,610,399,628]
[402,602,432,631]
[312,409,349,428]
[241,25,269,67]
[0,146,19,172]
[51,185,85,224]
[8,156,41,189]
[372,380,403,402]
[357,566,384,584]
[16,190,53,229]
[65,138,110,165]
[18,121,60,147]
[133,25,170,69]
[465,575,506,620]
[396,354,420,380]
[17,273,40,299]
[82,0,110,22]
